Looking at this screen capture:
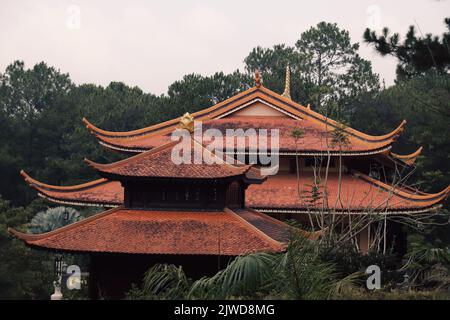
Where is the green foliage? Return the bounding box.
[330,123,350,150]
[244,44,299,95]
[167,71,251,114]
[190,253,276,299]
[297,22,379,115]
[319,241,401,285]
[29,207,82,234]
[358,18,450,296]
[126,235,340,300]
[244,22,380,119]
[126,235,449,300]
[334,288,450,300]
[290,127,305,141]
[403,229,450,290]
[0,197,54,299]
[274,236,336,299]
[364,18,450,80]
[0,62,250,206]
[350,73,450,193]
[128,264,191,300]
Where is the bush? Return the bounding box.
[319,241,403,286]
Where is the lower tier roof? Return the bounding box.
[247,173,449,214]
[21,170,449,214]
[9,207,287,255]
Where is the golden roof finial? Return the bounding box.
[255,70,262,87]
[281,64,291,100]
[179,112,194,133]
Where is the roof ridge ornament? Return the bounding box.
[179,112,194,133]
[281,64,291,100]
[254,70,262,87]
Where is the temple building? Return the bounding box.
[10,68,449,298]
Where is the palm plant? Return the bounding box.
[127,234,342,300]
[189,252,277,299]
[28,206,82,234]
[127,264,191,300]
[273,236,336,299]
[403,233,450,290]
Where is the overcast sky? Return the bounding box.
[1,0,449,94]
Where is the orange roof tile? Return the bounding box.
[246,172,449,213]
[9,207,286,255]
[83,85,405,155]
[20,170,449,213]
[95,117,396,155]
[21,170,123,207]
[203,117,394,153]
[85,138,257,180]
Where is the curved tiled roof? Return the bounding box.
[20,170,449,213]
[20,170,122,207]
[92,117,397,156]
[9,207,286,255]
[83,85,405,155]
[246,172,449,213]
[85,138,258,180]
[353,171,450,203]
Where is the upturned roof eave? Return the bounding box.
[83,85,407,147]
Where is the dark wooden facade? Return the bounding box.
[89,253,234,299]
[123,178,246,210]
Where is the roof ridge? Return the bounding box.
[244,208,326,240]
[82,86,260,138]
[353,171,450,202]
[258,86,406,143]
[87,89,264,142]
[85,138,180,170]
[88,87,404,154]
[88,136,253,178]
[244,207,290,227]
[36,192,118,208]
[224,207,286,250]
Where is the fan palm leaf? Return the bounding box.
[29,206,81,234]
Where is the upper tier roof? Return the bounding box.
[9,207,287,255]
[21,170,449,214]
[83,85,407,156]
[84,138,265,182]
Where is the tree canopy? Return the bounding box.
[364,17,450,80]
